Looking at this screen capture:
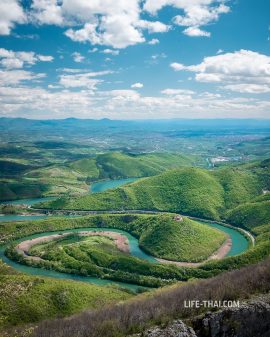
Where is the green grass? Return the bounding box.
[94,152,195,179]
[0,151,196,201]
[139,217,226,262]
[70,158,100,178]
[42,164,264,220]
[226,200,270,230]
[0,182,48,201]
[0,273,132,329]
[0,160,32,177]
[1,214,225,264]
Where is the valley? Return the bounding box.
[0,119,269,337]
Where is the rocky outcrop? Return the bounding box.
[131,320,197,337]
[193,296,270,337]
[133,295,270,337]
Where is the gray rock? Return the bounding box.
[131,320,197,337]
[193,296,270,337]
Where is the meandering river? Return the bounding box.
[0,178,250,290]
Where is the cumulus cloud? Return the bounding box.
[30,0,63,25]
[223,84,270,94]
[0,69,46,86]
[102,49,119,56]
[170,62,185,71]
[171,50,270,93]
[137,20,170,33]
[72,52,85,63]
[0,48,53,69]
[131,82,144,88]
[65,21,145,49]
[183,27,211,37]
[1,0,231,46]
[144,0,230,37]
[1,80,269,119]
[59,70,113,89]
[0,0,26,35]
[148,38,160,45]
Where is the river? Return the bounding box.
[0,178,250,290]
[0,178,139,222]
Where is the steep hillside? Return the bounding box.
[70,152,195,180]
[42,163,266,220]
[0,260,131,329]
[21,258,270,337]
[226,200,270,230]
[213,168,260,210]
[1,152,195,201]
[0,182,48,202]
[139,217,226,262]
[0,160,32,177]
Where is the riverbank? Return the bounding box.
[16,230,130,262]
[156,237,232,267]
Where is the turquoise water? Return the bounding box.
[0,215,51,222]
[0,227,155,290]
[0,179,139,222]
[90,178,138,193]
[1,196,56,206]
[0,177,250,289]
[200,221,249,256]
[0,222,249,289]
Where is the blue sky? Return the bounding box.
[0,0,269,119]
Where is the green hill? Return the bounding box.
[70,152,196,180]
[0,182,48,202]
[42,164,265,220]
[1,152,195,201]
[139,217,226,262]
[213,168,260,210]
[226,200,270,230]
[0,261,131,329]
[1,214,225,266]
[0,160,32,177]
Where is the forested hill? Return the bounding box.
[41,159,270,221]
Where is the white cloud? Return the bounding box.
[102,49,119,56]
[137,20,170,33]
[1,0,231,46]
[109,90,140,98]
[62,0,146,49]
[0,69,46,86]
[60,68,87,73]
[183,27,211,37]
[171,50,270,93]
[72,52,85,63]
[131,82,144,88]
[148,38,160,45]
[223,84,270,94]
[161,88,195,95]
[0,0,26,35]
[30,0,63,25]
[59,70,113,89]
[38,55,54,62]
[172,3,230,27]
[89,48,98,53]
[1,81,270,119]
[144,0,230,37]
[170,62,185,71]
[0,48,53,69]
